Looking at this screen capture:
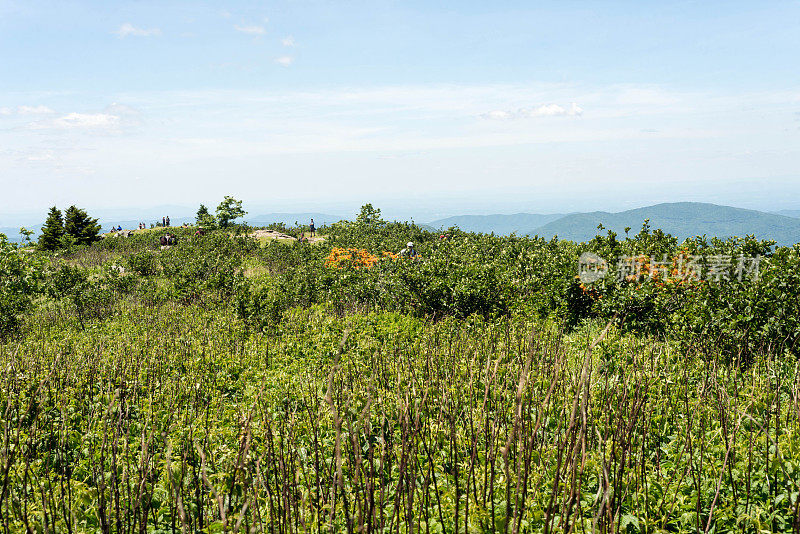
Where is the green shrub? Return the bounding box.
[0,234,42,337]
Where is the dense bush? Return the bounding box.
[0,234,42,337]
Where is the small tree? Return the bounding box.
[356,203,383,226]
[64,206,101,246]
[1,233,42,338]
[19,227,34,247]
[38,206,64,251]
[215,196,247,228]
[196,204,216,228]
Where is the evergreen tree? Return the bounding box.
[63,206,101,246]
[38,206,64,251]
[196,204,216,228]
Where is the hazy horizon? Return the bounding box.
[3,197,800,231]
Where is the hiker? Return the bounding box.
[162,216,166,227]
[309,218,315,238]
[160,235,167,246]
[166,216,170,227]
[117,225,122,232]
[400,242,417,258]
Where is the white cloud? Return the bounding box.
[0,105,55,115]
[482,102,583,120]
[483,110,512,120]
[275,56,294,67]
[29,112,121,130]
[281,36,295,47]
[234,24,266,35]
[54,113,120,129]
[103,102,140,117]
[115,23,161,38]
[26,151,55,162]
[17,105,54,115]
[24,103,141,132]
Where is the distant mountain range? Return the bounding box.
[246,213,342,227]
[775,209,800,219]
[427,213,565,235]
[3,203,800,245]
[428,202,800,246]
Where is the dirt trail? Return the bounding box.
[250,229,296,240]
[250,229,325,243]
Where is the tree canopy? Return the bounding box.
[38,207,64,251]
[196,204,216,228]
[215,196,247,228]
[64,206,101,246]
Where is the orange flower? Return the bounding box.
[325,247,397,269]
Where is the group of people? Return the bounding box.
[160,233,178,246]
[161,216,171,227]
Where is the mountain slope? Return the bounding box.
[775,209,800,219]
[427,213,564,235]
[531,202,800,245]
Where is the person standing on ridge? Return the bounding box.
[309,218,315,238]
[166,215,170,227]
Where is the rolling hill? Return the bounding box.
[529,203,800,245]
[428,203,800,246]
[427,213,564,235]
[775,209,800,219]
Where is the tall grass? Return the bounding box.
[1,302,797,532]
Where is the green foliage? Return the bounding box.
[196,203,216,228]
[125,249,159,276]
[38,206,64,251]
[63,205,101,246]
[355,202,383,226]
[46,264,115,327]
[3,208,800,531]
[215,195,246,227]
[1,304,798,531]
[160,233,254,302]
[18,226,34,246]
[0,233,42,337]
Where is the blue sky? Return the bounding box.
[1,0,799,220]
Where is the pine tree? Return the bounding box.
[38,206,64,251]
[63,206,101,246]
[196,204,216,228]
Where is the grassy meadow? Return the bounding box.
[1,212,799,533]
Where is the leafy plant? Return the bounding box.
[215,195,247,227]
[0,233,42,337]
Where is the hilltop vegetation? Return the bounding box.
[1,204,800,532]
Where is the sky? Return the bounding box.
[1,0,800,223]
